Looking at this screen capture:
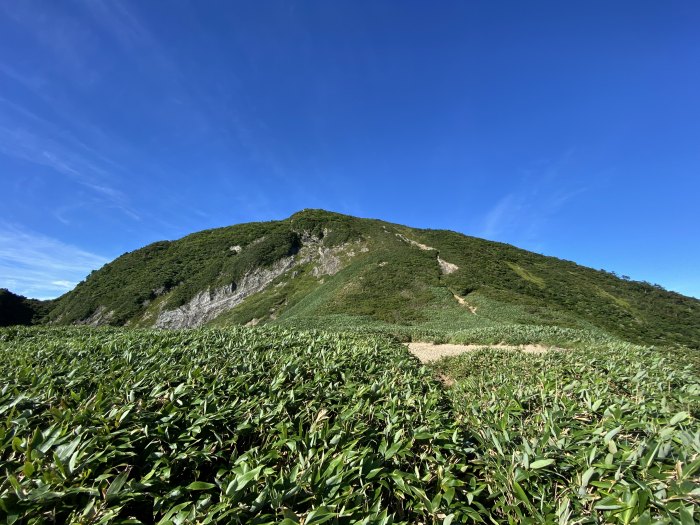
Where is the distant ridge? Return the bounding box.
[0,288,53,327]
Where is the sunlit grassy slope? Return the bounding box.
[29,209,700,348]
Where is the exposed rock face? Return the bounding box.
[438,256,459,275]
[155,256,297,329]
[300,231,322,244]
[79,305,115,326]
[311,238,370,277]
[154,236,365,329]
[312,246,343,277]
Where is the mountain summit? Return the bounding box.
[16,210,700,348]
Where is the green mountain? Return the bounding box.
[17,209,700,347]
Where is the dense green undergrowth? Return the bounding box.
[2,326,698,523]
[431,345,700,523]
[0,326,476,524]
[278,314,621,349]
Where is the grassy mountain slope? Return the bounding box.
[37,210,700,347]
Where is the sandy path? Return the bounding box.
[407,342,563,363]
[453,294,477,314]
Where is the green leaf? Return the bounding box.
[236,465,263,489]
[679,506,694,525]
[384,441,402,459]
[512,480,531,508]
[186,481,215,491]
[305,506,335,524]
[105,471,129,502]
[581,466,596,489]
[669,411,689,425]
[530,459,555,470]
[23,461,35,477]
[603,426,621,444]
[55,435,81,466]
[594,496,624,511]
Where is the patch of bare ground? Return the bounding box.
[406,342,566,364]
[453,294,477,314]
[437,256,459,275]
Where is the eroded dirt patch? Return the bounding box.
[407,342,565,363]
[453,294,477,314]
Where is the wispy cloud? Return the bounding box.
[0,2,152,222]
[0,96,140,219]
[0,0,308,239]
[80,0,153,49]
[0,62,46,92]
[0,224,109,299]
[478,150,587,246]
[0,123,127,201]
[2,0,218,216]
[0,0,98,83]
[480,193,519,239]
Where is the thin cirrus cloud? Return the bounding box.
[0,96,140,220]
[0,1,154,222]
[480,187,587,243]
[0,224,109,299]
[479,193,519,239]
[1,0,310,221]
[477,151,587,247]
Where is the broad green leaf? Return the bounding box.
[186,481,215,491]
[530,459,555,470]
[669,411,689,425]
[105,471,129,501]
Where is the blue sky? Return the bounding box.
[1,1,699,299]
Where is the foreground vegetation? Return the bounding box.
[431,345,700,524]
[0,327,474,524]
[1,326,698,523]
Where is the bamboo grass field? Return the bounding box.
[1,326,698,523]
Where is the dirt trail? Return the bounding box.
[395,233,460,275]
[407,342,564,363]
[395,233,434,251]
[453,294,477,314]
